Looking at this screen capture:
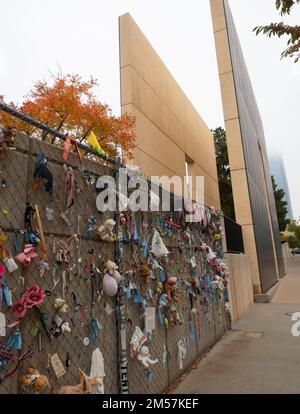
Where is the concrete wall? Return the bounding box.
[119,13,221,209]
[282,242,292,265]
[226,253,254,321]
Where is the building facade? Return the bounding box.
[119,13,221,209]
[210,0,285,295]
[269,155,294,221]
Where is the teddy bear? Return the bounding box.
[54,297,69,314]
[20,365,51,394]
[170,303,181,325]
[164,277,180,303]
[137,346,158,369]
[139,264,152,281]
[104,260,122,284]
[97,219,116,242]
[103,260,122,297]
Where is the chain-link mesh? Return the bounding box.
[0,132,230,395]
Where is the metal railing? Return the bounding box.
[0,102,116,165]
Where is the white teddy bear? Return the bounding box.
[137,346,158,369]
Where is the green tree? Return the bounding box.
[254,0,300,62]
[287,220,300,240]
[287,235,300,249]
[272,176,290,231]
[213,127,235,220]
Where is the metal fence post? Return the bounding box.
[114,155,129,394]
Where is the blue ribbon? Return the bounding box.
[91,319,100,344]
[141,240,148,258]
[2,278,12,306]
[13,230,21,254]
[146,368,153,385]
[189,319,196,342]
[159,270,166,283]
[133,289,140,304]
[157,308,164,326]
[5,330,22,350]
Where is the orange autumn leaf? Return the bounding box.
[0,74,136,159]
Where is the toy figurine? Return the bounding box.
[137,346,158,369]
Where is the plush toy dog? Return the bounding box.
[57,370,100,394]
[97,219,116,242]
[20,365,51,394]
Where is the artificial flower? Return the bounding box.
[12,299,28,319]
[24,285,44,308]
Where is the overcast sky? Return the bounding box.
[0,0,299,219]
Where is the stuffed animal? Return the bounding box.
[170,304,181,325]
[139,264,152,281]
[54,297,69,314]
[156,282,163,295]
[104,260,122,284]
[164,277,179,303]
[51,313,71,337]
[20,365,51,394]
[0,125,14,151]
[103,261,122,297]
[57,370,100,394]
[137,346,158,369]
[97,219,116,242]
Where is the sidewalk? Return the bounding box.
[173,257,300,394]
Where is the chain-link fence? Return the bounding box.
[0,132,230,395]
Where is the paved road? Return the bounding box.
[173,257,300,394]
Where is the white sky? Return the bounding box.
[0,0,299,219]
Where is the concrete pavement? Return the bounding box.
[173,257,300,394]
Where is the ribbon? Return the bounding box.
[159,269,166,283]
[65,167,74,211]
[141,240,148,258]
[91,319,101,344]
[13,230,21,254]
[5,330,22,350]
[189,318,196,343]
[146,368,153,386]
[0,276,12,306]
[63,136,72,161]
[177,340,187,370]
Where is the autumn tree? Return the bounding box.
[213,127,235,220]
[0,74,136,158]
[254,0,300,62]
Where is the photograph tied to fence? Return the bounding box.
[0,122,231,394]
